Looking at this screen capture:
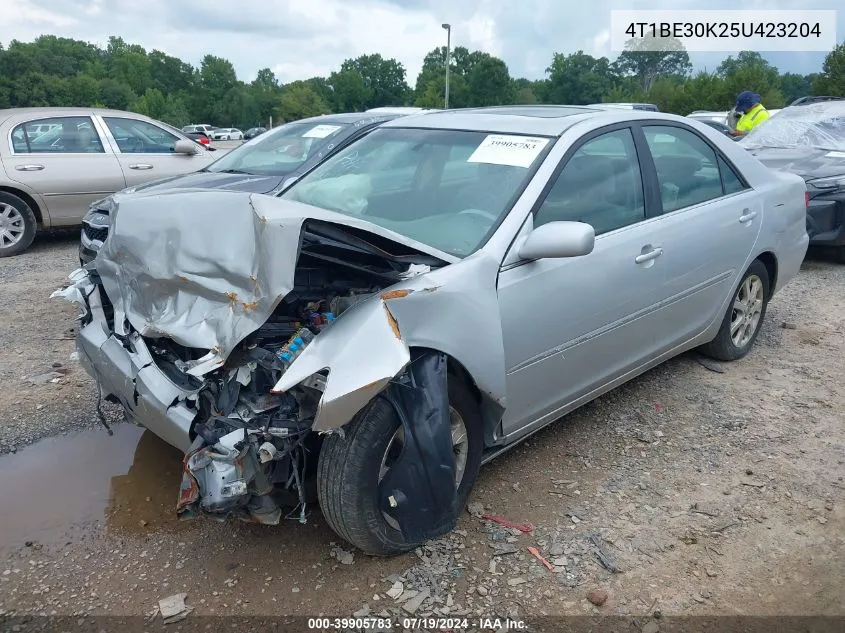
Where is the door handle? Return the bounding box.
[15,164,44,171]
[739,209,757,223]
[129,163,154,170]
[635,247,663,264]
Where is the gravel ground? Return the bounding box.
[0,237,843,624]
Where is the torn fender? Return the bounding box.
[274,250,507,431]
[378,350,458,543]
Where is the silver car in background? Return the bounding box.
[55,105,808,555]
[0,107,221,256]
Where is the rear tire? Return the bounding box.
[0,191,37,257]
[317,375,483,555]
[699,260,770,361]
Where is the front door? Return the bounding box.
[497,126,669,437]
[98,116,213,187]
[4,115,126,225]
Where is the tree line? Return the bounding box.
[1,35,843,130]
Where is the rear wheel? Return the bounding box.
[699,260,770,361]
[0,192,37,257]
[317,376,483,555]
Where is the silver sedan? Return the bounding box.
[0,107,220,256]
[55,105,808,555]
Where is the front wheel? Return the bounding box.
[0,192,37,257]
[317,376,483,555]
[699,260,770,361]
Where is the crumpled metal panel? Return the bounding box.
[272,294,412,431]
[274,250,506,431]
[73,189,507,436]
[94,191,458,365]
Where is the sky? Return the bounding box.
[1,0,842,85]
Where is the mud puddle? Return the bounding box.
[0,423,184,551]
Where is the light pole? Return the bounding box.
[441,23,451,109]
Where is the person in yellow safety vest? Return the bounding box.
[729,91,770,137]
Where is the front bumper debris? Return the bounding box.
[54,273,198,452]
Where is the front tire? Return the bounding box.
[0,191,37,257]
[699,260,770,361]
[317,376,483,555]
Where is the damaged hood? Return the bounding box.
[121,170,287,196]
[95,190,458,363]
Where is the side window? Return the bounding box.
[643,125,724,213]
[719,156,746,194]
[534,128,645,235]
[103,117,179,153]
[11,117,104,154]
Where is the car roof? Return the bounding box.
[0,107,160,121]
[0,107,165,128]
[380,105,692,137]
[291,112,403,125]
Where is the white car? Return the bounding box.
[182,124,215,135]
[209,128,244,141]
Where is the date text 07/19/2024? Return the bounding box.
[306,616,527,630]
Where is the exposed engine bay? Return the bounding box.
[121,221,442,527]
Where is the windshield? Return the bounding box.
[742,103,845,152]
[208,121,350,176]
[281,127,551,257]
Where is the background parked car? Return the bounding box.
[688,110,730,125]
[183,131,210,145]
[741,100,845,262]
[365,107,440,115]
[182,124,215,135]
[789,96,845,106]
[689,118,738,140]
[79,111,401,263]
[587,102,659,111]
[0,107,221,257]
[209,128,243,141]
[243,127,267,139]
[690,109,781,131]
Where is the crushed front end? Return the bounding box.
[54,191,455,527]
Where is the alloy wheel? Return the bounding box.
[730,274,764,348]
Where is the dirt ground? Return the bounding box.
[0,233,843,627]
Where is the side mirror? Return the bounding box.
[517,221,595,261]
[173,139,199,155]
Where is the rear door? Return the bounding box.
[636,123,761,352]
[497,126,672,437]
[98,115,215,186]
[3,115,126,225]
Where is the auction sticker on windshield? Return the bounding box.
[467,135,549,168]
[303,124,343,138]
